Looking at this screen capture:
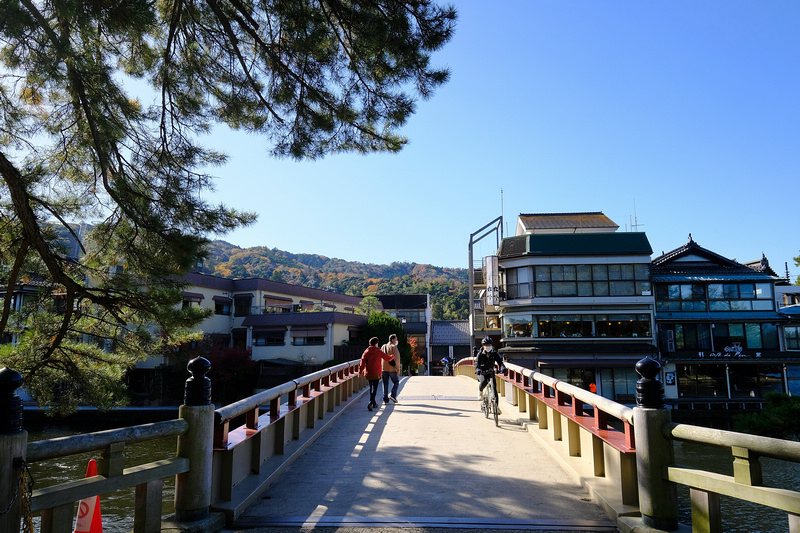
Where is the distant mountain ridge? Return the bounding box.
[202,241,470,320]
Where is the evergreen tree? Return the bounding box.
[0,1,456,412]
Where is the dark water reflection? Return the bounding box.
[674,440,800,533]
[27,427,176,533]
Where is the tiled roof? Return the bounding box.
[517,212,618,233]
[651,238,782,281]
[431,321,471,345]
[241,311,367,328]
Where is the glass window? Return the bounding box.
[608,265,622,280]
[668,284,681,300]
[752,301,773,311]
[708,284,723,299]
[723,284,739,299]
[577,265,592,280]
[729,365,758,398]
[788,365,800,396]
[745,323,762,349]
[552,282,577,297]
[709,301,730,311]
[740,284,755,299]
[610,281,635,296]
[755,283,773,300]
[759,365,784,395]
[536,282,551,297]
[636,281,652,295]
[787,327,800,350]
[634,264,650,280]
[761,323,779,349]
[578,282,593,296]
[535,266,550,281]
[505,315,533,337]
[677,364,726,398]
[592,265,608,280]
[680,284,693,300]
[620,264,634,280]
[593,281,609,297]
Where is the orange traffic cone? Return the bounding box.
[73,459,103,533]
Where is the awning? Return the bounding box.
[233,293,254,299]
[291,327,328,337]
[264,296,293,304]
[212,295,232,303]
[254,326,287,334]
[182,291,204,301]
[537,358,641,368]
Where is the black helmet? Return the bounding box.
[481,336,493,346]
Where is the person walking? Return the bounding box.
[381,334,402,404]
[360,337,394,411]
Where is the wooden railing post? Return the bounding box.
[175,357,215,523]
[633,357,678,530]
[0,368,26,533]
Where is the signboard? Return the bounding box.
[485,255,499,306]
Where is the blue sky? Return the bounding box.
[206,1,799,280]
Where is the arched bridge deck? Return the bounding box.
[227,376,617,532]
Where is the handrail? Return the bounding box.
[457,358,634,426]
[215,359,360,423]
[665,422,800,462]
[26,419,189,463]
[506,362,635,425]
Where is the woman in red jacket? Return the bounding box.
[360,337,394,411]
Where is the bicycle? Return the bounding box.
[479,370,499,427]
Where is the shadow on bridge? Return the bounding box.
[229,376,616,531]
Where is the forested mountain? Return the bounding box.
[202,241,470,320]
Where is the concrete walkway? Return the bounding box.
[223,376,617,532]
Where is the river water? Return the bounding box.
[26,426,176,533]
[673,439,800,533]
[24,427,800,532]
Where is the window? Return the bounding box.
[677,364,726,398]
[234,296,252,317]
[293,336,324,346]
[530,314,650,338]
[253,329,285,346]
[215,301,231,315]
[786,327,800,350]
[508,263,649,300]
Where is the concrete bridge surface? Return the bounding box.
[220,375,618,533]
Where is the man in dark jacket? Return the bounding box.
[475,337,506,409]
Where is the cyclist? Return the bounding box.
[475,337,506,412]
[441,356,451,376]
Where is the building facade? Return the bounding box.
[652,238,796,407]
[495,213,657,403]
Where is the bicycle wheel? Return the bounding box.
[492,396,499,427]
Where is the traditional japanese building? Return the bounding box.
[652,237,791,409]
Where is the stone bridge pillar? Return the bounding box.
[633,356,679,530]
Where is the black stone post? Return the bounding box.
[635,356,664,408]
[0,368,23,434]
[0,368,26,532]
[184,357,211,406]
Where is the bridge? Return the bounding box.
[2,358,800,533]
